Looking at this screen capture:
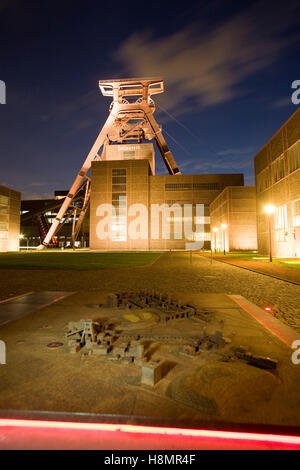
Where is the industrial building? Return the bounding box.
[16,79,300,257]
[36,78,246,252]
[210,186,257,252]
[21,190,89,248]
[90,143,244,250]
[0,185,21,252]
[254,106,300,258]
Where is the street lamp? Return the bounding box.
[264,204,275,262]
[212,227,218,253]
[221,223,227,255]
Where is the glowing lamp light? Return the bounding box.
[264,205,276,215]
[264,306,272,312]
[221,223,227,229]
[212,227,218,232]
[19,234,24,239]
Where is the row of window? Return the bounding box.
[257,141,300,192]
[165,183,220,191]
[0,196,8,238]
[0,194,9,235]
[272,200,300,229]
[167,232,211,241]
[111,169,127,241]
[0,195,9,205]
[293,199,300,228]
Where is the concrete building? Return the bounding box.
[254,107,300,258]
[210,186,257,252]
[0,185,21,251]
[90,143,244,250]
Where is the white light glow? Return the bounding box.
[264,204,276,215]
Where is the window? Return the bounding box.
[165,183,219,191]
[112,184,126,192]
[195,216,210,224]
[189,232,211,241]
[111,169,127,241]
[165,183,192,191]
[257,167,270,192]
[271,156,285,183]
[288,142,300,174]
[112,176,126,184]
[274,205,287,229]
[193,183,219,190]
[293,199,300,227]
[112,169,126,176]
[0,195,9,205]
[123,150,135,159]
[165,200,193,205]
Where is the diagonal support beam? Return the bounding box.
[40,78,181,248]
[40,112,116,247]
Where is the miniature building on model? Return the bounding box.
[0,185,21,251]
[254,107,300,257]
[209,186,258,252]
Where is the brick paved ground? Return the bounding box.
[0,252,299,331]
[200,253,300,284]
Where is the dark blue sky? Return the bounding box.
[0,0,300,199]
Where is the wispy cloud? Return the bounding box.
[28,182,48,187]
[115,1,300,114]
[270,97,293,109]
[168,145,257,180]
[22,191,54,200]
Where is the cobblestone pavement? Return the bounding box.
[200,252,300,284]
[0,252,299,332]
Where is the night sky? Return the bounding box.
[1,0,300,199]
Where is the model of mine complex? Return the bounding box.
[65,290,277,387]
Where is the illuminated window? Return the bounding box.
[111,169,127,241]
[190,232,211,241]
[195,216,210,224]
[293,199,300,227]
[274,205,287,229]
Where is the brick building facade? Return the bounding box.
[254,107,300,257]
[0,185,21,251]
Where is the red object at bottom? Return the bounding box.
[0,419,300,450]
